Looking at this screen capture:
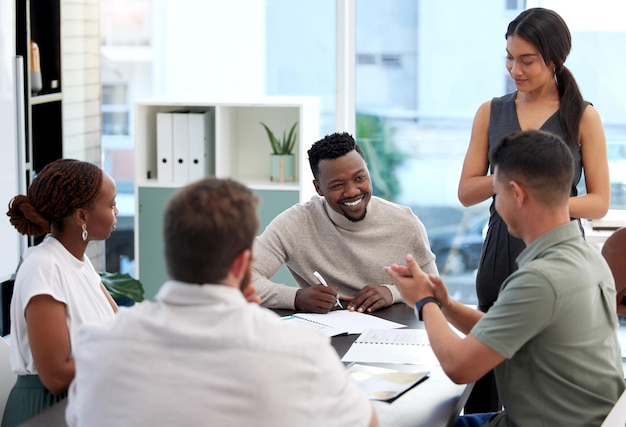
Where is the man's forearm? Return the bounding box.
[252,271,298,309]
[422,302,498,384]
[421,302,467,378]
[439,299,483,335]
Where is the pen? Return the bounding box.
[313,270,343,309]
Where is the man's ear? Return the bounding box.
[230,249,251,280]
[509,180,527,207]
[313,180,323,196]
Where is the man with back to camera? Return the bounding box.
[385,130,625,426]
[65,177,378,427]
[252,131,437,314]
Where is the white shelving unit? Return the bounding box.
[135,96,319,193]
[134,96,319,297]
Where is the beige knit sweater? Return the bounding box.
[252,195,437,309]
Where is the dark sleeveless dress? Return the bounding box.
[465,92,586,414]
[476,92,584,311]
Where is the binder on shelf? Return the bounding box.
[188,111,214,182]
[172,112,189,184]
[156,112,173,182]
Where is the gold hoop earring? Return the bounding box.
[82,224,88,242]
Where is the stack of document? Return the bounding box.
[342,328,440,365]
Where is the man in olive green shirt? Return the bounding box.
[386,130,624,426]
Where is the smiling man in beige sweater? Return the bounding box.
[252,132,437,314]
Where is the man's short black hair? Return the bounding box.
[307,132,364,180]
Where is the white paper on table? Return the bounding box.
[280,315,349,337]
[288,310,406,335]
[342,328,440,365]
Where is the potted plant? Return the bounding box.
[260,121,298,182]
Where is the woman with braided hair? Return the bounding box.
[1,159,119,427]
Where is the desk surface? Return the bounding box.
[276,304,472,427]
[20,303,471,427]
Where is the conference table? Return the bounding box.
[310,303,473,427]
[20,303,472,427]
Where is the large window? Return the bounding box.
[102,83,129,136]
[353,0,626,304]
[101,1,626,307]
[100,0,154,274]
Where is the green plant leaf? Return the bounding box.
[260,122,280,154]
[285,121,298,154]
[99,271,145,302]
[260,121,298,155]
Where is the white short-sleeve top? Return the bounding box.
[9,235,115,374]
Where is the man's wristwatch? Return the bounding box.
[414,296,441,321]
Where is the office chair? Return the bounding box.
[602,227,626,316]
[0,338,16,419]
[600,227,626,426]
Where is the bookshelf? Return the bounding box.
[134,96,319,297]
[16,0,63,181]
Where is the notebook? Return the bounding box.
[281,314,349,337]
[346,363,430,401]
[281,310,406,337]
[341,328,440,365]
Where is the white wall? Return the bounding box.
[152,0,267,98]
[62,0,103,162]
[0,0,20,280]
[62,0,105,269]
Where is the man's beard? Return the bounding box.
[344,208,367,222]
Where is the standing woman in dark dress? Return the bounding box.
[457,7,610,413]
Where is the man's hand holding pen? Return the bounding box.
[295,285,341,313]
[294,271,344,313]
[314,271,343,309]
[295,270,393,314]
